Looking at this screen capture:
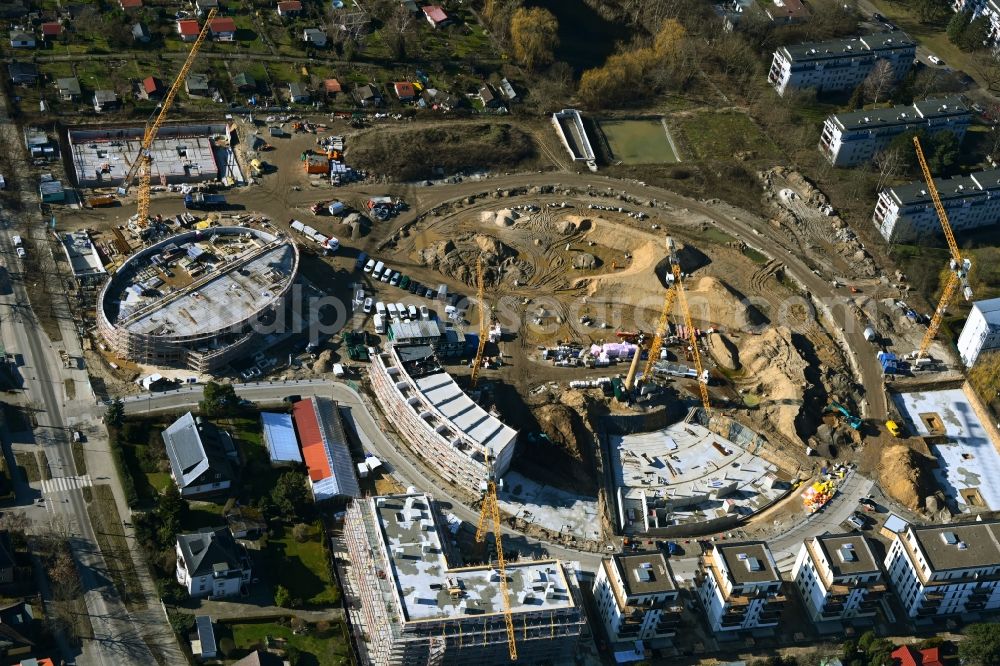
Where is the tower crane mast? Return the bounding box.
[475,457,518,661]
[912,136,972,361]
[471,256,488,388]
[119,8,217,226]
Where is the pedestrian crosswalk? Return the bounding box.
[40,474,92,495]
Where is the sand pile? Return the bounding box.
[414,233,525,286]
[707,331,739,371]
[685,276,767,331]
[739,326,808,444]
[879,445,936,511]
[312,349,334,374]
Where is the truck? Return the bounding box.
[863,326,877,343]
[184,193,227,210]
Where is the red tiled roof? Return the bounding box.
[120,0,143,7]
[277,0,302,11]
[292,400,330,482]
[322,78,342,93]
[41,22,62,36]
[143,76,162,94]
[210,17,237,33]
[892,647,919,666]
[920,647,943,666]
[394,82,415,98]
[177,19,200,36]
[423,5,448,23]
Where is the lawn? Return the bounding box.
[86,484,145,608]
[672,111,781,162]
[223,619,352,666]
[261,522,341,607]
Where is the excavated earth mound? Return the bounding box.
[739,326,808,444]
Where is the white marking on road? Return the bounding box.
[41,474,92,495]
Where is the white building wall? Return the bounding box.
[957,299,1000,366]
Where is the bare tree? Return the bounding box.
[383,5,414,61]
[863,59,895,105]
[874,148,903,192]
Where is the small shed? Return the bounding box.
[288,82,310,103]
[39,179,65,203]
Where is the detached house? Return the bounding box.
[478,84,502,109]
[93,90,120,113]
[288,82,310,103]
[142,76,165,100]
[233,72,256,92]
[209,16,236,41]
[276,0,302,17]
[175,528,251,598]
[119,0,143,8]
[7,62,37,86]
[56,77,81,101]
[40,22,62,40]
[177,19,200,42]
[185,72,210,96]
[132,22,151,43]
[8,31,34,48]
[393,81,415,101]
[302,28,327,47]
[355,84,383,107]
[162,412,237,497]
[422,5,449,28]
[195,0,219,15]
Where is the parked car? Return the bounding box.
[363,297,373,314]
[283,395,301,403]
[380,268,393,283]
[847,512,867,530]
[657,541,683,556]
[408,280,421,294]
[364,258,375,273]
[356,252,369,271]
[16,247,25,259]
[420,305,430,320]
[872,11,885,21]
[399,275,410,290]
[928,54,943,65]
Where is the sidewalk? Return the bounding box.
[175,597,344,623]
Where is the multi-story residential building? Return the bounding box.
[368,344,517,491]
[792,534,887,625]
[697,541,786,633]
[175,528,252,599]
[820,97,970,167]
[768,31,915,96]
[884,520,1000,619]
[873,169,1000,242]
[593,552,683,657]
[342,492,586,665]
[957,297,1000,367]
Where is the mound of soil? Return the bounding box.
[348,123,537,181]
[879,445,936,512]
[739,326,808,445]
[414,233,526,287]
[707,331,739,371]
[685,276,767,331]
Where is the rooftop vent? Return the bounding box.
[941,531,960,545]
[634,567,653,583]
[745,556,764,572]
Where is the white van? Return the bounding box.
[408,304,418,320]
[373,314,385,333]
[376,301,387,317]
[387,303,398,319]
[11,235,22,246]
[372,260,385,278]
[364,258,375,273]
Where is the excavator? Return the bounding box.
[828,401,862,430]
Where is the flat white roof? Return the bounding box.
[412,372,517,458]
[61,231,106,278]
[374,493,576,622]
[261,412,301,464]
[973,297,1000,323]
[893,388,1000,512]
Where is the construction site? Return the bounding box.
[66,123,243,188]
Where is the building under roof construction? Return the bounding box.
[368,345,517,491]
[292,397,359,501]
[97,226,299,372]
[67,123,244,187]
[343,492,586,665]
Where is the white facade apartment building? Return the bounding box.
[957,297,1000,367]
[768,31,914,96]
[820,97,971,167]
[792,534,886,625]
[884,520,1000,619]
[342,492,586,666]
[952,0,1000,45]
[368,345,517,491]
[873,169,1000,243]
[697,541,786,633]
[593,552,683,656]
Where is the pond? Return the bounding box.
[599,118,679,164]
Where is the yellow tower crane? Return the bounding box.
[118,8,217,226]
[912,136,973,362]
[471,256,489,388]
[475,456,518,661]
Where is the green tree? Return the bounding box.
[960,623,1000,666]
[928,130,960,172]
[199,381,237,417]
[964,15,991,50]
[948,10,972,44]
[913,0,951,22]
[846,83,865,111]
[155,486,188,546]
[274,584,291,608]
[271,471,311,519]
[105,398,125,428]
[510,7,558,70]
